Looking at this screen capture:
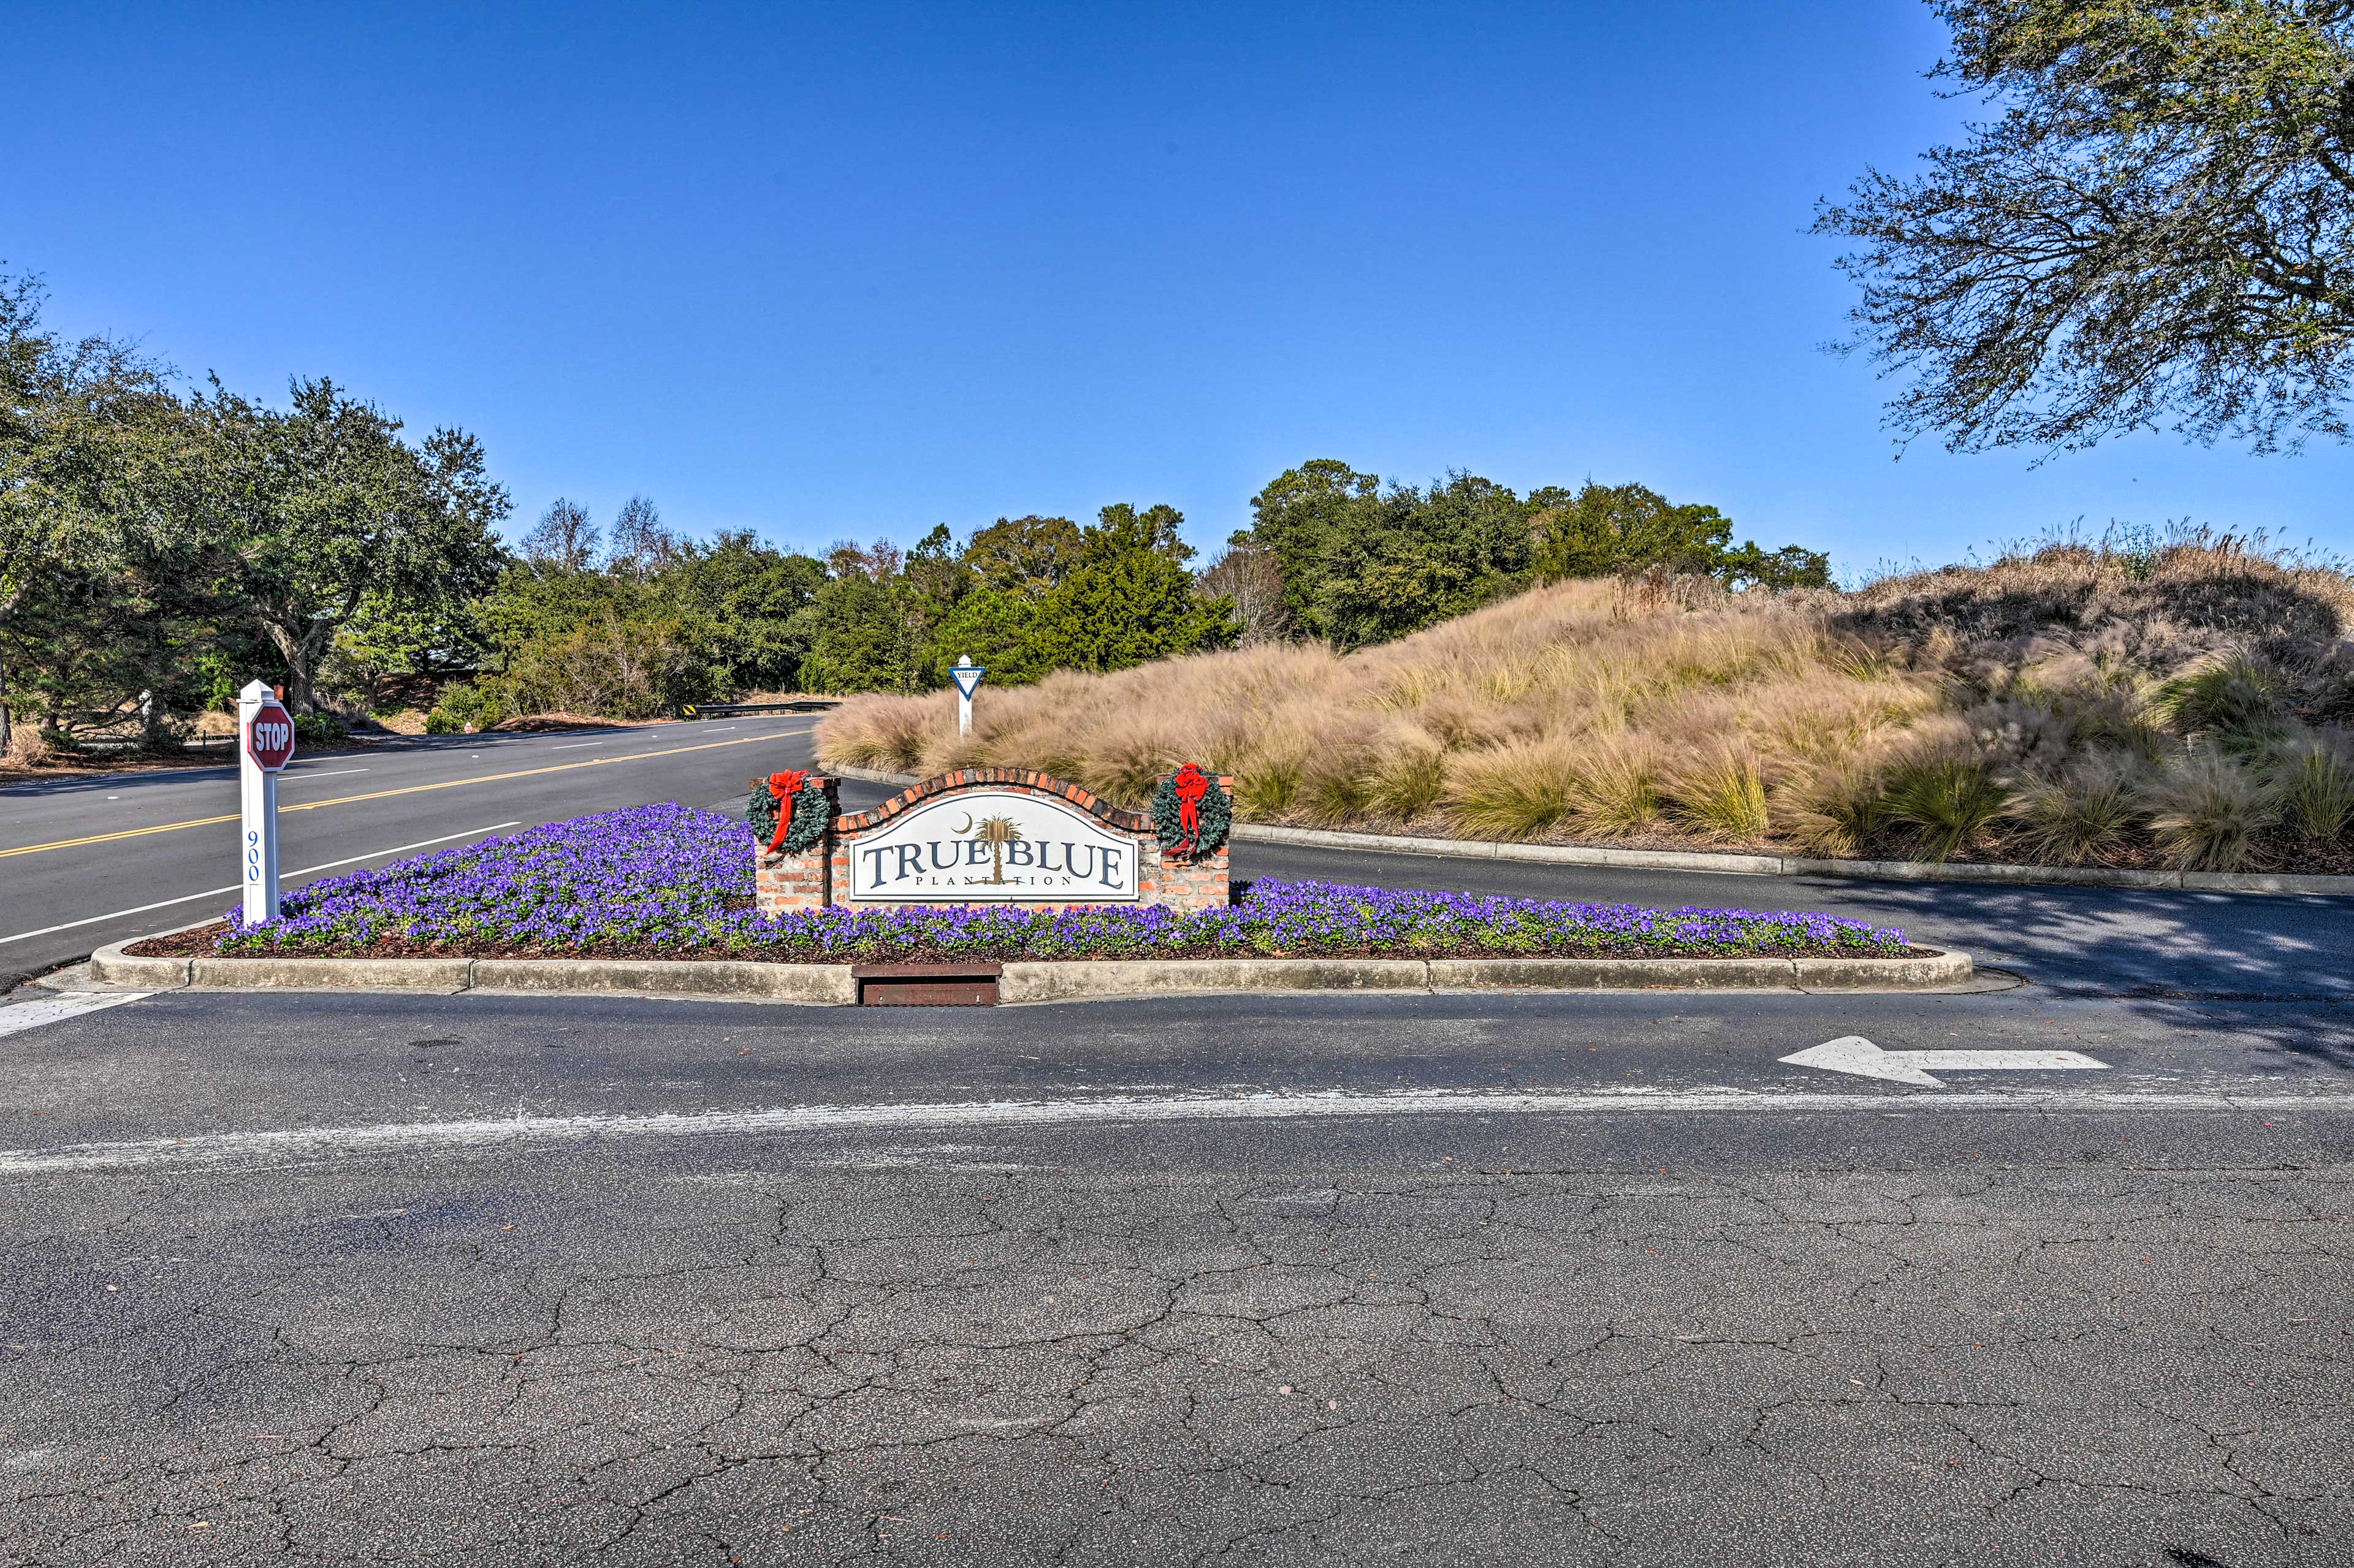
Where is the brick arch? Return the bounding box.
[831,767,1153,835]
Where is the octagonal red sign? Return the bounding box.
[245,702,296,771]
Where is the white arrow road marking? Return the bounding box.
[1780,1035,2109,1087]
[0,991,151,1040]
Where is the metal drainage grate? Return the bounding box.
[851,962,1003,1006]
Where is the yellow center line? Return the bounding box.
[0,729,812,862]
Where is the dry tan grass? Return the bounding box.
[5,725,53,769]
[823,576,1938,844]
[817,537,2354,869]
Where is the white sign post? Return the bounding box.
[237,679,296,923]
[948,653,986,738]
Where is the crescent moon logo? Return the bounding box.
[954,812,973,834]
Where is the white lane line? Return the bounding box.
[282,767,369,781]
[0,822,522,948]
[1781,1036,2109,1087]
[2,1087,2343,1174]
[547,742,603,750]
[0,991,150,1040]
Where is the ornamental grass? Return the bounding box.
[818,525,2354,872]
[210,804,1907,961]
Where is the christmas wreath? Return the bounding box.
[1151,763,1231,860]
[746,770,831,856]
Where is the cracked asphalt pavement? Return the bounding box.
[2,973,2351,1566]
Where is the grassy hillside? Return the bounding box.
[817,530,2354,872]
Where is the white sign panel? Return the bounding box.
[848,790,1138,902]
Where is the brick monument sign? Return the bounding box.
[752,767,1233,915]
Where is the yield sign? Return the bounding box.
[950,663,986,699]
[1780,1035,2109,1087]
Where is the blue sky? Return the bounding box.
[10,1,2350,574]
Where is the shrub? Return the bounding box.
[1882,756,2011,862]
[1451,742,1575,839]
[2270,734,2354,845]
[823,698,932,771]
[1564,739,1666,839]
[1784,763,1896,859]
[2142,747,2278,870]
[426,681,503,734]
[1669,748,1770,843]
[1232,764,1300,817]
[1298,756,1376,825]
[1366,742,1448,821]
[292,712,348,746]
[4,725,51,768]
[2011,752,2143,866]
[501,610,716,718]
[2150,655,2286,748]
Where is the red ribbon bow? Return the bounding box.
[765,771,809,853]
[1173,764,1209,857]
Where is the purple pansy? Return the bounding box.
[213,804,1906,959]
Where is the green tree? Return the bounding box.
[1818,1,2354,452]
[178,377,510,713]
[658,531,828,691]
[1246,459,1379,633]
[1303,471,1533,650]
[801,572,924,693]
[1024,503,1237,672]
[962,514,1084,600]
[0,270,178,748]
[1721,541,1834,593]
[901,522,975,620]
[319,593,487,711]
[1531,483,1734,580]
[1531,482,1830,592]
[924,585,1045,685]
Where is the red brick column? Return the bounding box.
[752,776,839,916]
[1136,773,1234,909]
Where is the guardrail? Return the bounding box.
[679,700,839,719]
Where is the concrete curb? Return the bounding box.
[1000,958,1433,1003]
[470,958,855,1004]
[86,939,1973,1000]
[826,763,2354,897]
[188,956,472,992]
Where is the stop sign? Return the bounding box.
[245,701,297,772]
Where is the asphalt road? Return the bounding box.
[9,717,2352,1003]
[0,717,828,989]
[1,985,2350,1564]
[3,727,2352,1562]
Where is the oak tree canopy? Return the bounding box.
[1818,1,2354,453]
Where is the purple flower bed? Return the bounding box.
[210,803,1909,960]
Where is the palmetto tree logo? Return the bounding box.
[973,815,1023,883]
